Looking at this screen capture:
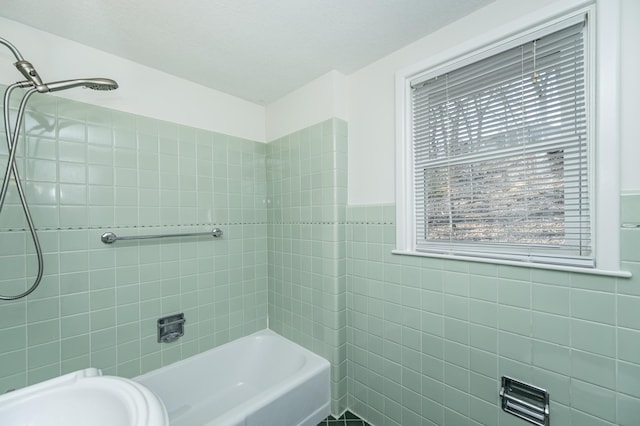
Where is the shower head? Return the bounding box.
[41,78,118,93]
[2,38,118,93]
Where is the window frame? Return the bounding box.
[394,1,628,276]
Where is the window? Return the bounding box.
[413,18,589,266]
[395,5,624,273]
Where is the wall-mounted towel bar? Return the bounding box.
[101,228,223,244]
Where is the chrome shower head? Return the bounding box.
[2,38,118,94]
[42,78,118,93]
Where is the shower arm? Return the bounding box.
[0,36,25,62]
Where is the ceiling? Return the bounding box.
[0,0,493,104]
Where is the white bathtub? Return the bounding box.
[135,329,331,426]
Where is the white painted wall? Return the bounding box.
[347,0,640,204]
[265,70,348,142]
[0,17,266,142]
[620,0,640,193]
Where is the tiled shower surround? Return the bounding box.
[0,89,269,389]
[1,88,639,425]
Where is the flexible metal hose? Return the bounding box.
[0,84,44,300]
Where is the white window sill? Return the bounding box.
[391,249,632,278]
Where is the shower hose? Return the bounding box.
[0,83,44,300]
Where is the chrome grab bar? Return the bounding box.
[101,227,223,244]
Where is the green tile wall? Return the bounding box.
[3,89,638,426]
[267,119,348,415]
[346,196,640,426]
[0,87,268,390]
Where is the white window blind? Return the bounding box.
[411,19,591,267]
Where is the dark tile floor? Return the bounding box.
[317,410,371,426]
